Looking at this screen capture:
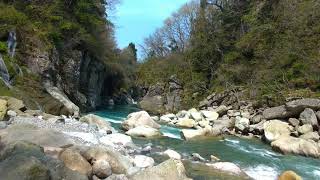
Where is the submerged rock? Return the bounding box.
[130,159,191,180]
[271,136,320,158]
[125,125,162,138]
[122,111,160,130]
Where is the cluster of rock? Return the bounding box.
[0,97,192,180]
[156,97,320,158]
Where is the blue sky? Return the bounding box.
[114,0,190,57]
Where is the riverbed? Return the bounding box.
[94,105,320,180]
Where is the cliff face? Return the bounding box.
[0,1,124,116]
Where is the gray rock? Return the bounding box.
[235,117,250,132]
[0,121,7,129]
[1,124,74,147]
[316,111,320,121]
[299,108,318,128]
[0,99,7,120]
[251,114,263,124]
[263,105,295,120]
[130,159,191,180]
[82,146,133,175]
[214,105,229,116]
[59,149,92,177]
[99,133,134,148]
[288,118,300,127]
[286,98,320,112]
[80,114,115,133]
[93,159,112,179]
[164,149,181,160]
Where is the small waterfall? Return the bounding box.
[7,31,17,58]
[0,54,10,86]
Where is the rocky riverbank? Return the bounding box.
[149,96,320,159]
[0,96,264,180]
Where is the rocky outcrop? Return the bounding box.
[139,75,182,115]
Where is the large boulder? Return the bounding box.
[263,120,293,142]
[133,155,154,168]
[181,129,206,140]
[121,111,160,131]
[0,155,50,180]
[286,98,320,112]
[59,149,92,177]
[0,141,88,180]
[271,136,320,158]
[130,159,191,180]
[80,114,115,133]
[176,118,196,128]
[125,126,162,138]
[0,99,7,120]
[0,124,74,147]
[0,96,26,113]
[299,108,318,128]
[183,160,250,179]
[99,133,134,148]
[82,146,133,175]
[262,105,294,120]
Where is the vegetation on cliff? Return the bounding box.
[0,0,137,112]
[138,0,320,108]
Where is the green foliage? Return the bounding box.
[138,0,320,108]
[0,41,7,53]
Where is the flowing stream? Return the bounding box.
[94,105,320,180]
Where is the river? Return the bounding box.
[94,105,320,180]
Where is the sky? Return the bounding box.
[114,0,190,57]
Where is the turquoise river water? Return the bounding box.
[94,105,320,180]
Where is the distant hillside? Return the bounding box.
[138,0,320,109]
